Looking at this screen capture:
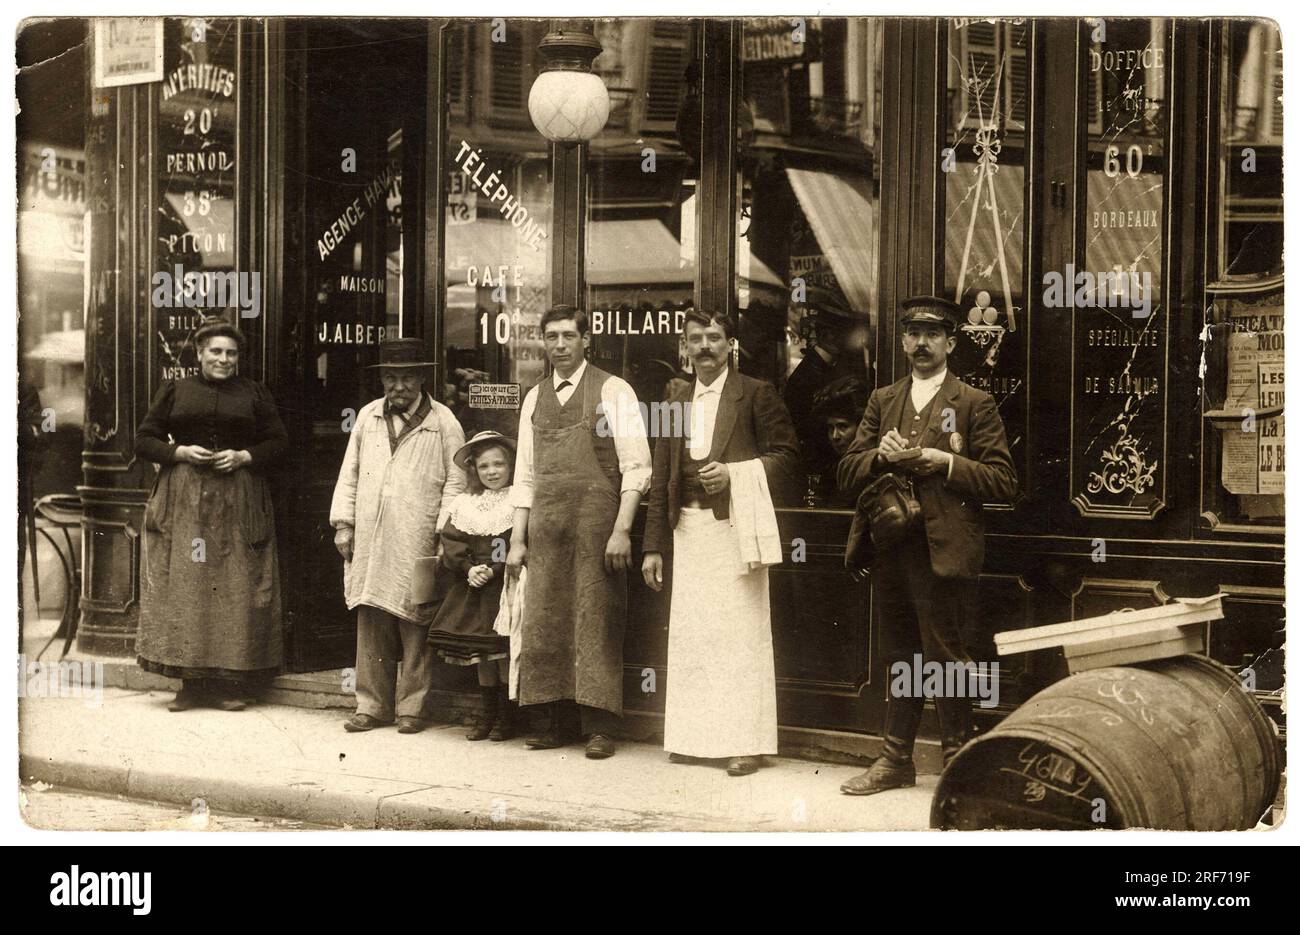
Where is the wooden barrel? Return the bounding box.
[931,656,1280,830]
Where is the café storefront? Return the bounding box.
[78,17,1284,751]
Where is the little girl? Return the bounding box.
[426,431,517,741]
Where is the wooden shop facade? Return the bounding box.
[78,17,1284,748]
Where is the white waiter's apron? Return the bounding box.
[663,506,779,758]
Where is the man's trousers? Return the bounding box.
[354,604,435,721]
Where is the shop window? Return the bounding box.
[641,21,693,131]
[940,19,1031,502]
[586,19,698,417]
[951,19,1028,133]
[442,20,552,440]
[446,21,470,119]
[1201,20,1283,532]
[303,22,416,427]
[483,20,547,127]
[1216,19,1283,281]
[737,17,883,509]
[1069,18,1171,519]
[154,17,242,382]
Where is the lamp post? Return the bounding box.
[529,20,608,306]
[527,20,609,144]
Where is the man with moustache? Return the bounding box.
[330,338,466,734]
[836,297,1017,795]
[506,305,651,758]
[642,309,800,776]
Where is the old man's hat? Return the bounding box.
[368,337,437,369]
[899,295,961,333]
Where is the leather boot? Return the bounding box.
[466,685,498,741]
[840,755,917,796]
[935,696,974,769]
[167,680,204,712]
[489,686,517,742]
[525,701,575,749]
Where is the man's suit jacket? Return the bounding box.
[837,371,1017,579]
[643,372,801,555]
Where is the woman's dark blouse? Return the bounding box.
[135,374,288,469]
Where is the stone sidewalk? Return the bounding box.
[19,687,937,833]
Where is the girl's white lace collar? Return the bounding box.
[449,487,513,535]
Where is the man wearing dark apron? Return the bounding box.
[506,305,652,759]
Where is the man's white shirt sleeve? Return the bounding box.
[601,376,652,496]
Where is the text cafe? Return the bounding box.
[80,17,1283,757]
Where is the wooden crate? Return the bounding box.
[994,594,1224,673]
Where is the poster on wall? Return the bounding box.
[93,18,164,87]
[1215,330,1284,496]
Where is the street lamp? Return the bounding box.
[527,21,609,143]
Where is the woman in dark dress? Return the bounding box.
[426,431,516,741]
[135,318,288,711]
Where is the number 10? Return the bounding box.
[480,312,510,345]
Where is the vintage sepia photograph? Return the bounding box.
[12,10,1287,838]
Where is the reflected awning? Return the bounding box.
[588,218,782,288]
[785,167,877,325]
[446,217,781,289]
[24,328,85,365]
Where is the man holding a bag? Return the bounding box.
[836,296,1017,796]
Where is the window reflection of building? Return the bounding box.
[738,18,881,504]
[583,21,697,409]
[443,21,552,438]
[1201,19,1284,532]
[941,20,1029,490]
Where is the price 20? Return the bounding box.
[183,107,215,136]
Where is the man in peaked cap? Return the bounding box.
[330,337,467,734]
[836,295,1017,795]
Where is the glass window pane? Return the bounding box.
[739,17,882,509]
[442,21,552,440]
[942,18,1030,497]
[586,19,697,410]
[1219,20,1283,280]
[1070,18,1171,518]
[306,24,414,424]
[1201,20,1284,531]
[155,17,241,381]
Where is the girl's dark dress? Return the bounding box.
[134,373,288,681]
[426,489,512,665]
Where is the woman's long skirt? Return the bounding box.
[136,463,282,682]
